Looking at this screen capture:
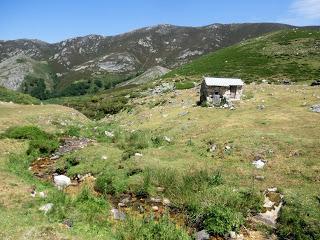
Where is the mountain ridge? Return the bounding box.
[0,22,319,96]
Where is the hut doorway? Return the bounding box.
[230,86,237,98]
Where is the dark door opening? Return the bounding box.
[230,86,237,98]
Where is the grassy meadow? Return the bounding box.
[0,82,319,239]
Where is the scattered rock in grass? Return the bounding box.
[252,159,266,169]
[164,136,171,143]
[138,205,145,214]
[135,152,143,157]
[195,230,210,240]
[310,104,320,113]
[101,155,108,160]
[120,197,130,206]
[179,111,189,116]
[50,155,60,160]
[228,231,244,240]
[62,219,73,228]
[225,145,231,150]
[255,175,265,181]
[39,203,53,214]
[252,188,283,228]
[118,202,126,207]
[30,189,36,198]
[162,198,171,206]
[53,175,71,190]
[111,208,126,221]
[56,137,92,155]
[209,144,217,152]
[150,197,162,203]
[156,186,165,192]
[104,131,114,137]
[38,191,46,198]
[230,106,236,110]
[257,104,265,110]
[152,206,159,212]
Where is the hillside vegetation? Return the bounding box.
[165,29,320,83]
[0,83,319,239]
[0,86,40,104]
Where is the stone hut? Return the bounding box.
[200,77,244,104]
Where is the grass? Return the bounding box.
[0,83,319,238]
[165,29,320,83]
[0,86,40,104]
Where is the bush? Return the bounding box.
[202,205,244,235]
[2,126,60,156]
[94,170,128,196]
[3,126,49,140]
[27,138,59,155]
[276,203,320,240]
[64,125,81,137]
[175,81,195,90]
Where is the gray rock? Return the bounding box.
[39,203,53,214]
[150,197,162,203]
[111,208,126,220]
[195,230,210,240]
[53,175,71,190]
[310,104,320,113]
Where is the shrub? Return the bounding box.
[27,138,59,155]
[276,203,320,240]
[202,205,244,235]
[3,126,49,140]
[64,125,81,137]
[94,170,128,196]
[175,81,194,90]
[2,126,60,156]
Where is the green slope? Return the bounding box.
[0,86,40,104]
[165,29,320,83]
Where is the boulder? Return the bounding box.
[195,230,210,240]
[252,159,266,169]
[310,104,320,113]
[53,175,71,190]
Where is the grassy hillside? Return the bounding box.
[0,84,319,239]
[0,86,40,104]
[165,29,320,83]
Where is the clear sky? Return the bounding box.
[0,0,319,43]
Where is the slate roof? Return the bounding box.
[204,77,244,86]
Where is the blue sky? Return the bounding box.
[0,0,319,42]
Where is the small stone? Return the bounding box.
[30,190,36,198]
[255,175,265,181]
[209,144,217,152]
[135,153,143,157]
[101,155,108,160]
[252,159,266,169]
[39,203,53,214]
[152,206,159,211]
[164,136,171,142]
[111,208,126,220]
[38,191,46,198]
[195,230,210,240]
[62,219,73,228]
[150,197,162,203]
[225,145,231,150]
[156,186,165,192]
[118,202,126,207]
[162,198,171,206]
[267,187,277,192]
[104,131,114,137]
[229,231,237,239]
